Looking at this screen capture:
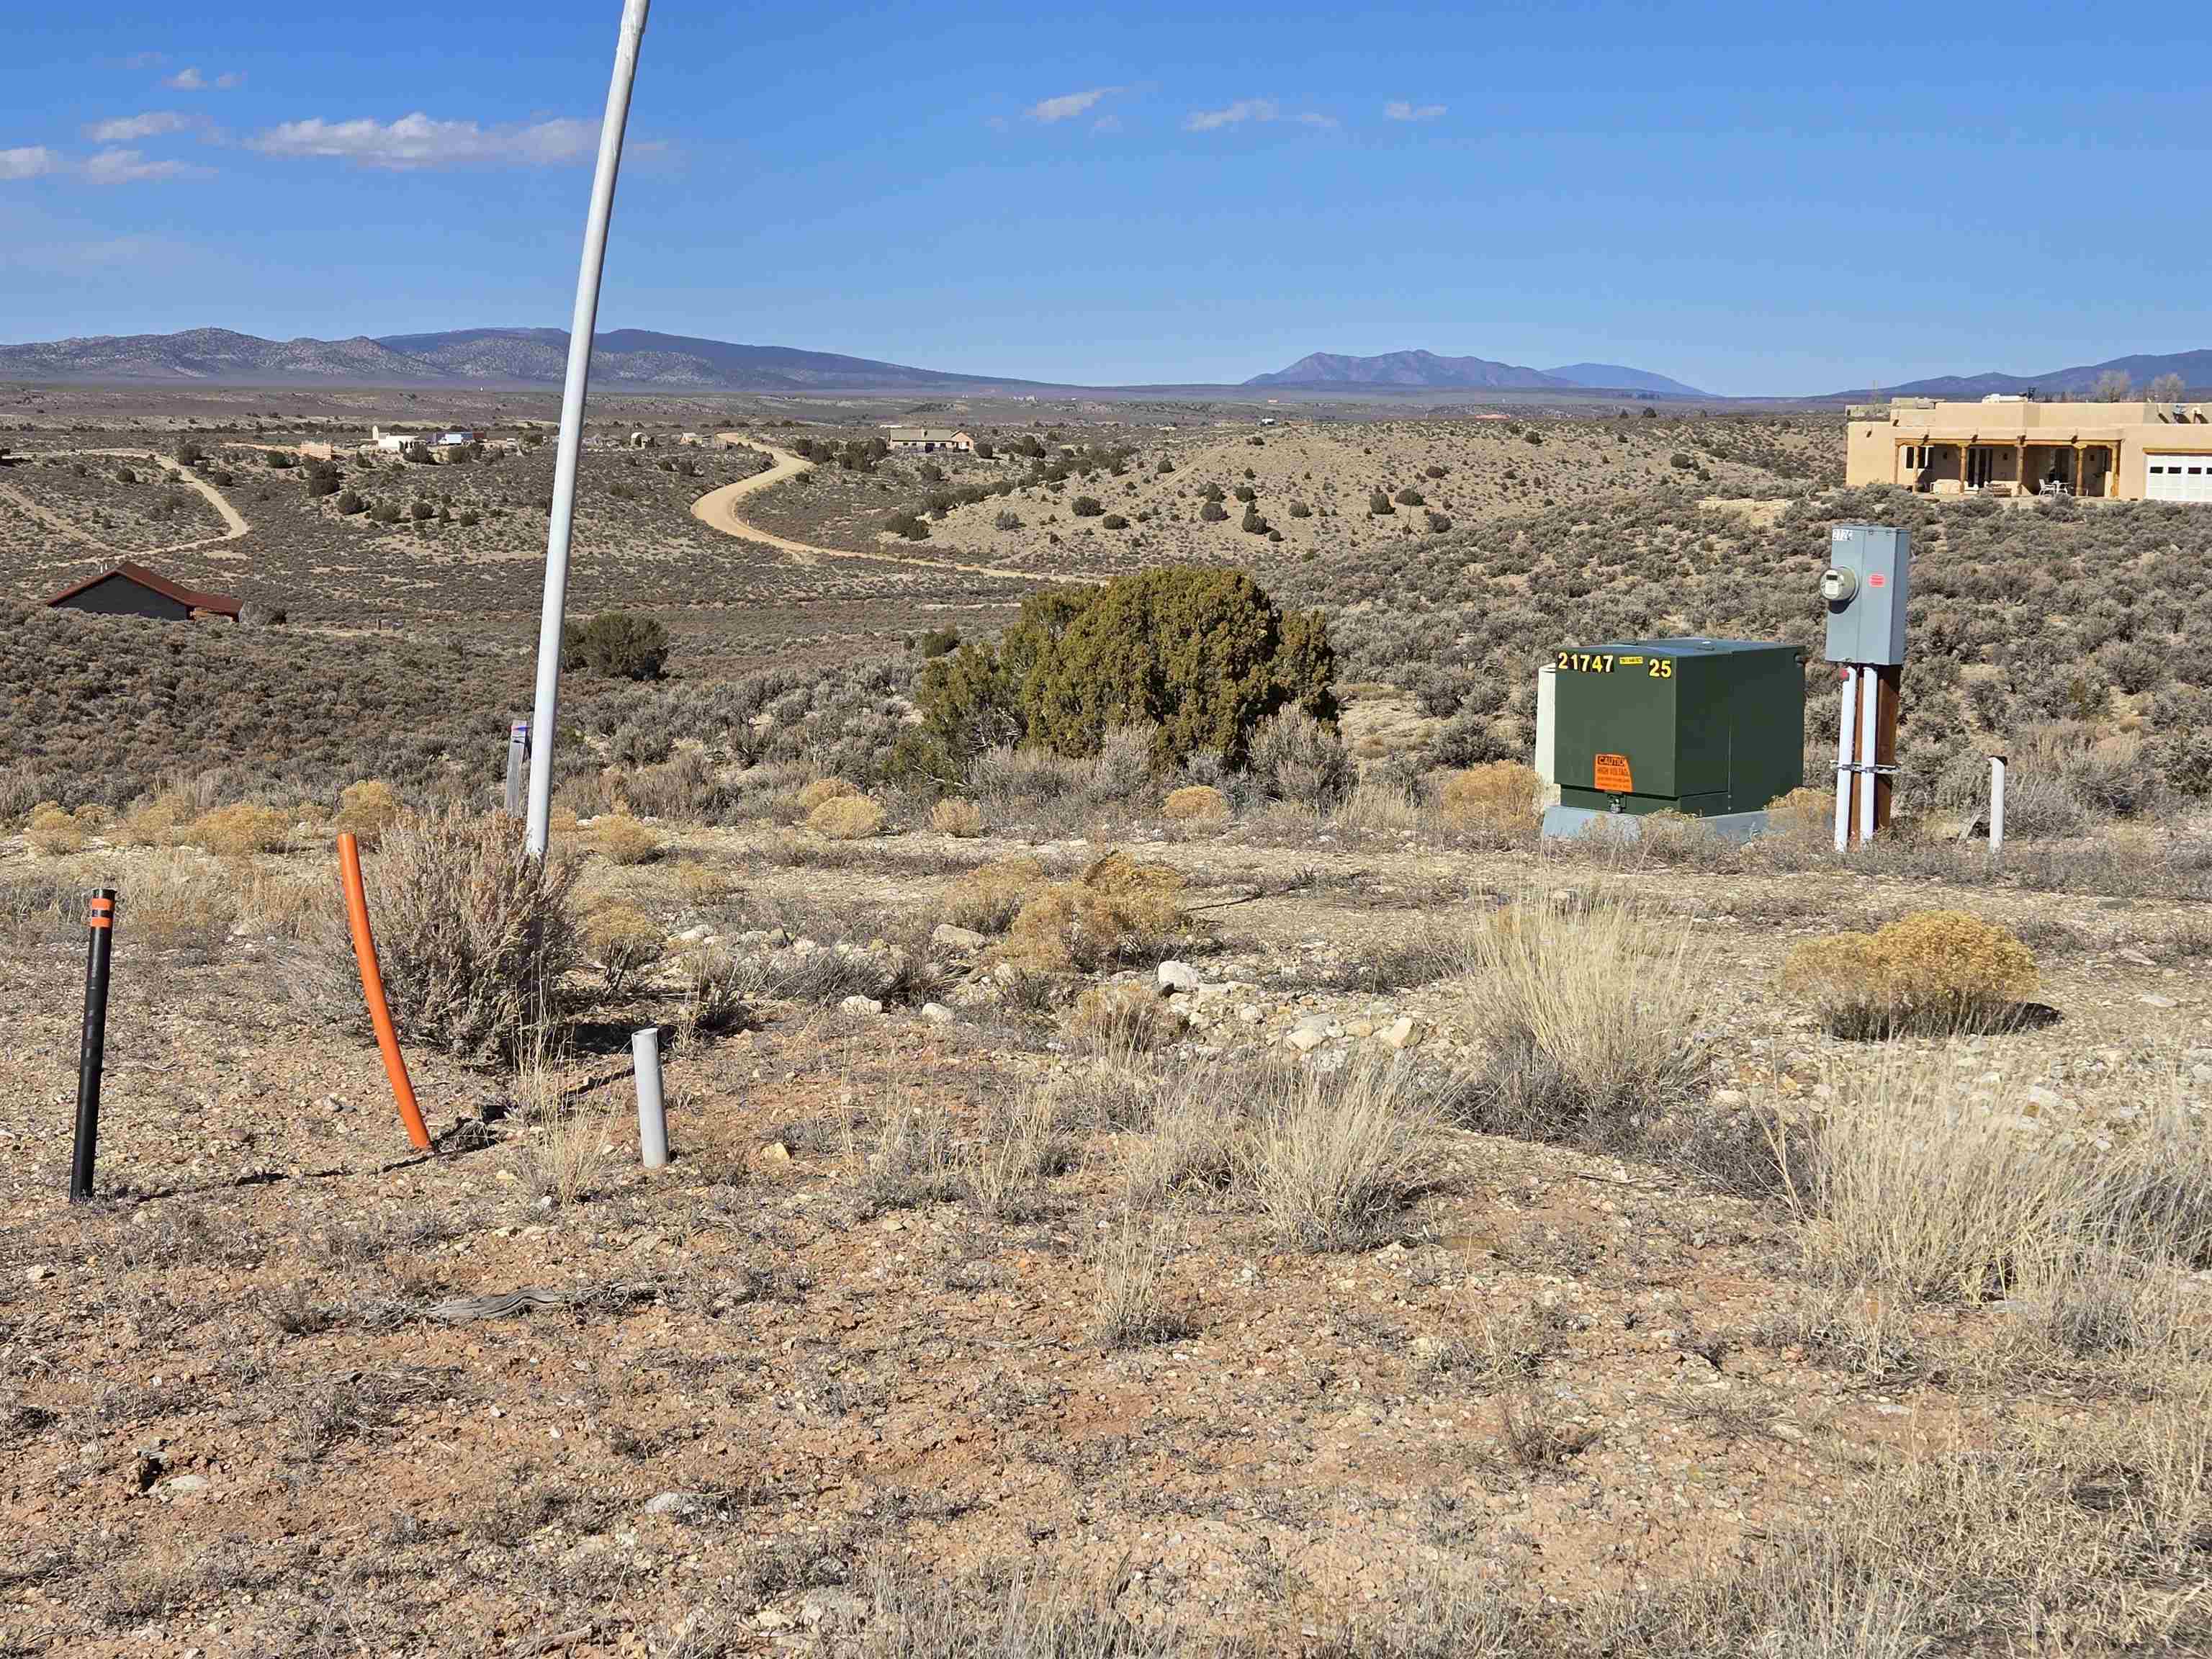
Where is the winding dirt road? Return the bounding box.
[14,449,253,559]
[691,433,1095,584]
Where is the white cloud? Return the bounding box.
[164,67,243,90]
[85,111,199,143]
[1026,87,1117,125]
[83,148,209,184]
[1384,100,1447,122]
[251,112,601,170]
[1296,111,1340,130]
[1184,98,1278,132]
[0,145,61,181]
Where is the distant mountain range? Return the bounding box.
[0,327,1053,392]
[1830,349,2212,401]
[1244,349,1709,397]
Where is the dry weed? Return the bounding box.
[333,779,401,848]
[1433,763,1539,837]
[593,812,663,866]
[1087,1205,1182,1347]
[940,855,1048,933]
[1005,852,1183,973]
[963,1084,1074,1220]
[930,797,984,837]
[1246,1056,1437,1251]
[793,776,858,813]
[806,793,886,839]
[186,801,293,857]
[583,903,665,997]
[120,855,238,961]
[1161,784,1229,823]
[1456,893,1707,1149]
[1064,980,1183,1051]
[24,801,102,855]
[511,1040,621,1208]
[1784,909,2038,1038]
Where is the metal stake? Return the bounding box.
[526,0,652,859]
[505,719,530,819]
[69,889,115,1202]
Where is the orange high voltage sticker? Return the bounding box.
[1593,753,1633,793]
[88,897,114,930]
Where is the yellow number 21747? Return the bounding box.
[1555,652,1616,673]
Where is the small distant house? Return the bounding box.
[629,431,655,449]
[298,441,336,462]
[45,562,240,623]
[886,427,974,454]
[435,429,482,449]
[372,426,426,457]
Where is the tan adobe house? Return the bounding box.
[1847,396,2212,501]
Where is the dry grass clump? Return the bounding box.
[0,868,79,946]
[333,780,401,849]
[185,801,294,857]
[940,855,1048,934]
[793,775,858,813]
[1064,980,1183,1051]
[1161,783,1229,823]
[1769,1056,2212,1323]
[1783,909,2038,1038]
[1433,763,1539,836]
[929,796,984,837]
[1246,1057,1438,1251]
[1087,1205,1183,1348]
[1763,784,1834,845]
[1005,852,1184,973]
[112,790,196,848]
[806,793,886,839]
[847,1102,962,1218]
[302,809,580,1059]
[963,1084,1075,1221]
[120,856,240,961]
[24,801,103,855]
[1455,893,1708,1148]
[510,1038,619,1208]
[582,903,665,997]
[670,944,760,1042]
[1123,1067,1245,1207]
[592,811,663,866]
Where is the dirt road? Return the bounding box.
[693,433,1097,584]
[46,449,251,558]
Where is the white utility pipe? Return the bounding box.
[525,0,652,859]
[633,1026,667,1169]
[1988,754,2006,857]
[1856,665,1879,845]
[1833,665,1858,853]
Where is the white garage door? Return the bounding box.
[2146,454,2212,503]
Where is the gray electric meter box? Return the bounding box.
[1823,524,1910,665]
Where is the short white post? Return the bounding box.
[1833,665,1858,853]
[1987,754,2006,858]
[632,1027,667,1169]
[1856,664,1879,846]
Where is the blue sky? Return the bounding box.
[4,0,2208,396]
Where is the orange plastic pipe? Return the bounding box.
[337,832,433,1152]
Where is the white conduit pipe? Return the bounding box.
[1833,665,1858,853]
[633,1027,668,1169]
[1856,665,1880,845]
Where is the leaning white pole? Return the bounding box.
[1833,666,1858,853]
[1856,664,1879,845]
[1988,753,2006,858]
[525,0,652,859]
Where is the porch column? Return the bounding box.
[2015,437,2025,490]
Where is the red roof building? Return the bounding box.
[45,562,242,622]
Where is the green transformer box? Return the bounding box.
[1541,637,1805,842]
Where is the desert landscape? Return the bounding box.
[2,369,2209,1659]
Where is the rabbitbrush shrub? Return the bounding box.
[1784,910,2038,1038]
[1434,763,1541,836]
[303,809,580,1059]
[1162,784,1230,823]
[1006,853,1184,973]
[806,793,886,839]
[940,855,1048,933]
[930,797,984,837]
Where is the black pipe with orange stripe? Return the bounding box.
[69,888,115,1202]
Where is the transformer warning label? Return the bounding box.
[1593,753,1633,793]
